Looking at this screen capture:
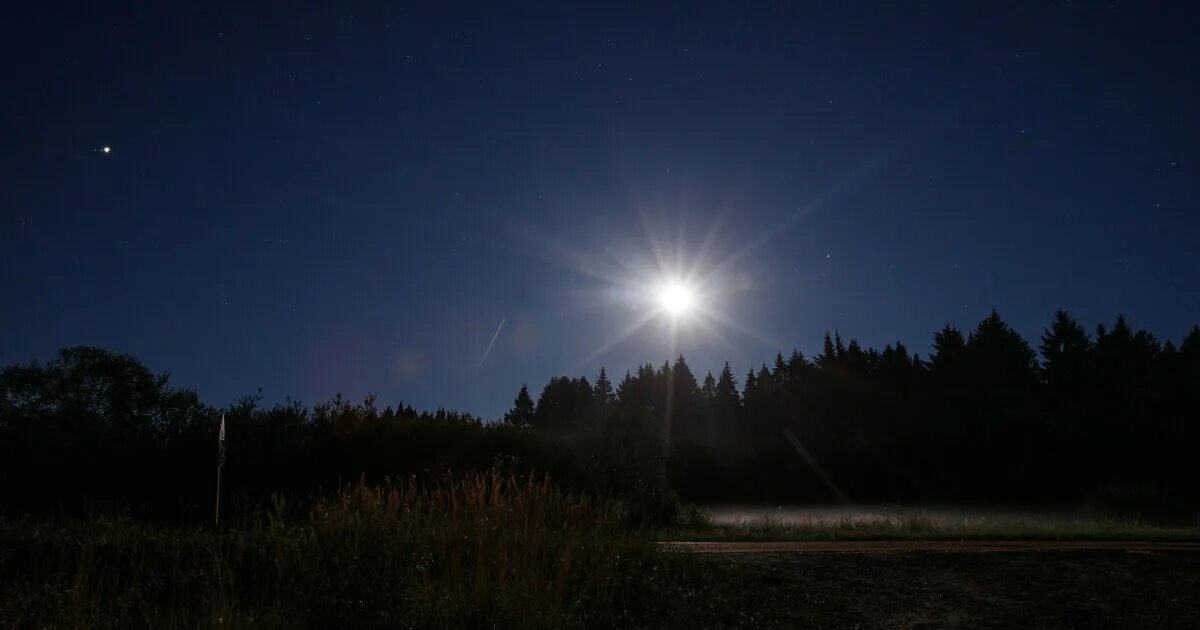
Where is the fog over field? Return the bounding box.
[707,505,1092,529]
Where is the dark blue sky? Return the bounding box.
[4,2,1197,418]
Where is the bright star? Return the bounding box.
[101,146,111,154]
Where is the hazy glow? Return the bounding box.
[657,282,696,317]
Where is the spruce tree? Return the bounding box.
[816,332,840,370]
[756,364,772,388]
[593,367,615,403]
[504,385,535,426]
[671,356,699,398]
[772,352,787,384]
[1039,309,1092,389]
[701,371,716,400]
[929,324,967,372]
[743,368,758,400]
[716,362,741,408]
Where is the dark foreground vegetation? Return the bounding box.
[0,467,718,629]
[4,499,1198,628]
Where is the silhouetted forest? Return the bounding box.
[2,310,1197,524]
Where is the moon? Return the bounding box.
[657,282,696,318]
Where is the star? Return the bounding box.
[100,146,111,154]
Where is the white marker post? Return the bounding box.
[215,413,225,525]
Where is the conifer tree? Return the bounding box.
[716,362,741,408]
[756,364,771,388]
[967,309,1038,380]
[593,367,615,404]
[701,371,716,400]
[929,324,967,372]
[772,352,787,384]
[1039,309,1092,389]
[743,367,758,400]
[503,384,535,426]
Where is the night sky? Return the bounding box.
[4,2,1198,418]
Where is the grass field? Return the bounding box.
[0,468,712,629]
[4,483,1199,628]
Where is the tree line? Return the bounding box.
[508,309,1199,510]
[0,347,673,523]
[1,309,1197,524]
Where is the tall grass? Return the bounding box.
[0,466,703,629]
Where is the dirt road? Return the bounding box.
[678,546,1200,627]
[662,540,1200,554]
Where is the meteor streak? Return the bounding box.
[478,317,506,367]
